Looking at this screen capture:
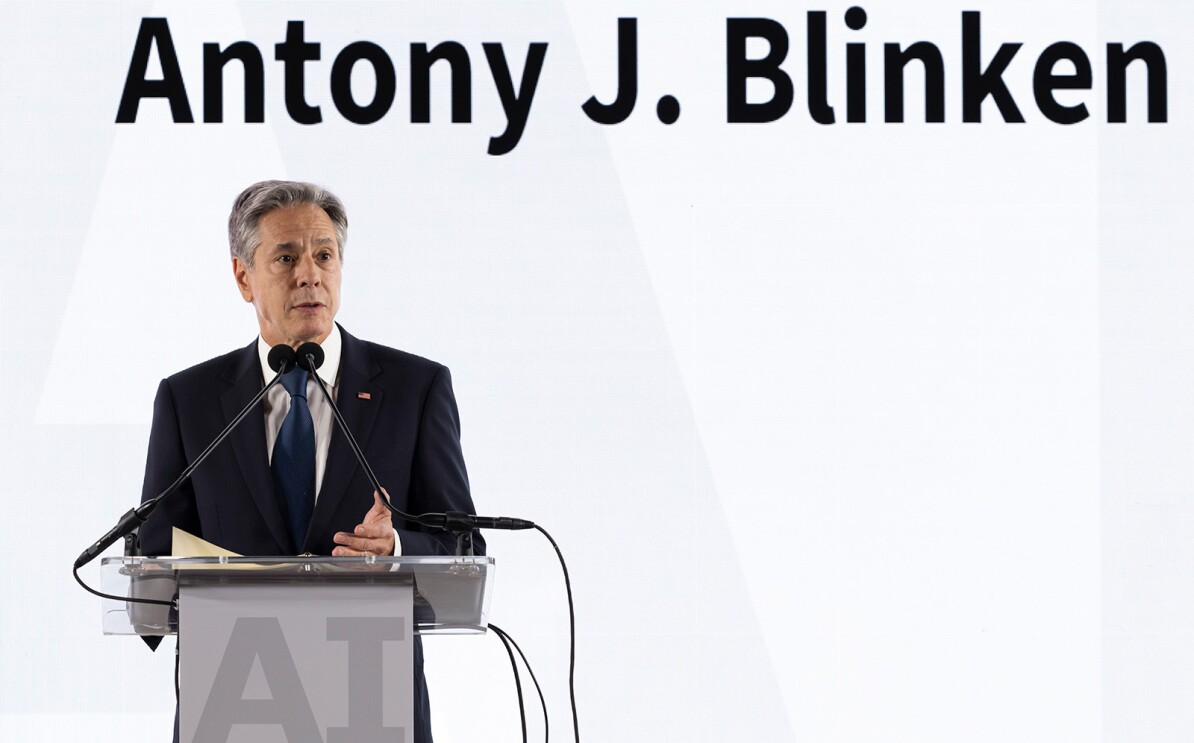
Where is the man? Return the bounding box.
[139,180,480,742]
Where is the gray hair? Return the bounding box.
[228,180,348,267]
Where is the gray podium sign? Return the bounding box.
[179,582,414,743]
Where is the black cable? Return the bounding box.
[73,563,174,607]
[490,623,548,743]
[534,525,579,742]
[492,622,528,743]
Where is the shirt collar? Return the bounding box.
[255,324,343,387]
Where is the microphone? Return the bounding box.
[73,344,298,569]
[295,340,325,373]
[293,342,536,550]
[418,513,536,531]
[268,343,299,374]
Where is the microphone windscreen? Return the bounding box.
[296,342,325,371]
[267,344,297,373]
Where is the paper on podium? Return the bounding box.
[171,527,240,558]
[168,529,293,571]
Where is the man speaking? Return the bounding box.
[139,180,481,742]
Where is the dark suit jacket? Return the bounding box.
[140,325,482,742]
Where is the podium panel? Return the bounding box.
[180,581,413,743]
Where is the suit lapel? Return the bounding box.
[306,328,383,549]
[221,342,294,554]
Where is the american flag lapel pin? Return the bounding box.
[357,392,372,400]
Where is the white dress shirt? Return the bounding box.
[254,326,400,555]
[257,325,342,497]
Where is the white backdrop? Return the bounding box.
[1,1,1190,741]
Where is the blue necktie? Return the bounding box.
[272,366,315,552]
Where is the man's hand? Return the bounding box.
[333,490,396,556]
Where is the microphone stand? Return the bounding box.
[74,346,298,569]
[295,343,535,556]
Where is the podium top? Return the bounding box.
[100,555,494,636]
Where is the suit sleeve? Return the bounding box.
[397,366,486,556]
[138,378,202,557]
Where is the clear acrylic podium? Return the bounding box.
[100,556,494,743]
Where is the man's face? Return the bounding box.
[233,203,342,348]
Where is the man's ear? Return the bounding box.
[232,257,253,302]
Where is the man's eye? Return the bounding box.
[277,255,294,263]
[318,251,334,261]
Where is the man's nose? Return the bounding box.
[295,253,321,286]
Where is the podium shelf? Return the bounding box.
[99,555,494,636]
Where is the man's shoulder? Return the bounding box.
[348,334,448,383]
[162,342,255,390]
[357,337,443,370]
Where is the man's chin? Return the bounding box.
[271,322,333,348]
[298,324,333,345]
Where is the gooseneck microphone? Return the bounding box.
[294,342,535,550]
[73,344,299,569]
